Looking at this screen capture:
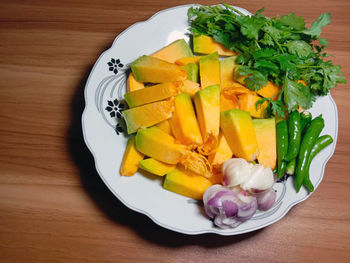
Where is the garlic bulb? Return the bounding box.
[223,158,274,191]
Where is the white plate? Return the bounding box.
[81,4,338,235]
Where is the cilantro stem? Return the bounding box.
[264,30,284,53]
[296,65,324,69]
[255,40,261,49]
[222,3,245,16]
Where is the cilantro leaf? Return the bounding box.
[254,60,280,74]
[283,77,315,111]
[319,37,329,47]
[253,48,276,60]
[236,15,266,40]
[260,33,275,46]
[284,40,312,57]
[274,54,300,71]
[255,8,265,16]
[237,65,268,90]
[303,13,331,38]
[279,13,305,30]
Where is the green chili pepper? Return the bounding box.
[286,158,296,175]
[295,116,325,192]
[303,174,314,192]
[285,111,301,162]
[276,120,288,178]
[303,135,334,192]
[300,111,312,131]
[279,161,287,179]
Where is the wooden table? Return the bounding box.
[1,0,349,262]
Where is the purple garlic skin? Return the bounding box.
[203,185,258,229]
[254,188,276,211]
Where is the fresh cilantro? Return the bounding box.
[318,37,329,48]
[256,96,285,118]
[253,48,276,60]
[279,13,305,30]
[282,76,315,111]
[284,40,312,57]
[302,13,331,38]
[187,4,346,115]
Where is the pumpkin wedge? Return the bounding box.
[131,55,186,83]
[220,109,258,162]
[135,127,211,177]
[193,35,236,56]
[257,81,280,101]
[139,158,176,176]
[238,93,268,119]
[220,93,239,112]
[135,126,185,164]
[222,83,255,98]
[194,84,220,155]
[252,118,277,170]
[181,63,199,83]
[155,119,173,136]
[151,39,193,63]
[169,93,203,147]
[199,52,220,88]
[163,165,213,200]
[175,56,202,66]
[208,131,233,169]
[120,136,144,176]
[179,79,200,98]
[124,81,180,108]
[220,56,238,89]
[122,99,174,134]
[127,73,144,92]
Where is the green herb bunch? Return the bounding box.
[188,4,346,116]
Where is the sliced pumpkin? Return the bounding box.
[135,126,185,164]
[252,118,277,170]
[238,93,268,119]
[155,119,173,136]
[181,63,199,83]
[151,39,193,63]
[122,99,174,134]
[135,127,211,177]
[163,165,213,200]
[120,136,144,176]
[208,171,224,185]
[220,109,258,162]
[126,73,144,92]
[124,81,179,108]
[139,158,176,176]
[169,93,203,147]
[220,93,239,112]
[208,131,233,169]
[222,83,255,98]
[193,35,236,56]
[175,56,202,66]
[220,56,238,89]
[179,79,200,98]
[194,84,220,155]
[199,52,220,88]
[131,55,186,83]
[257,81,280,101]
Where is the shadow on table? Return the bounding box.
[67,65,262,248]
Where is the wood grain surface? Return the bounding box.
[1,0,349,262]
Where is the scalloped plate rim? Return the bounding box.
[81,4,338,235]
